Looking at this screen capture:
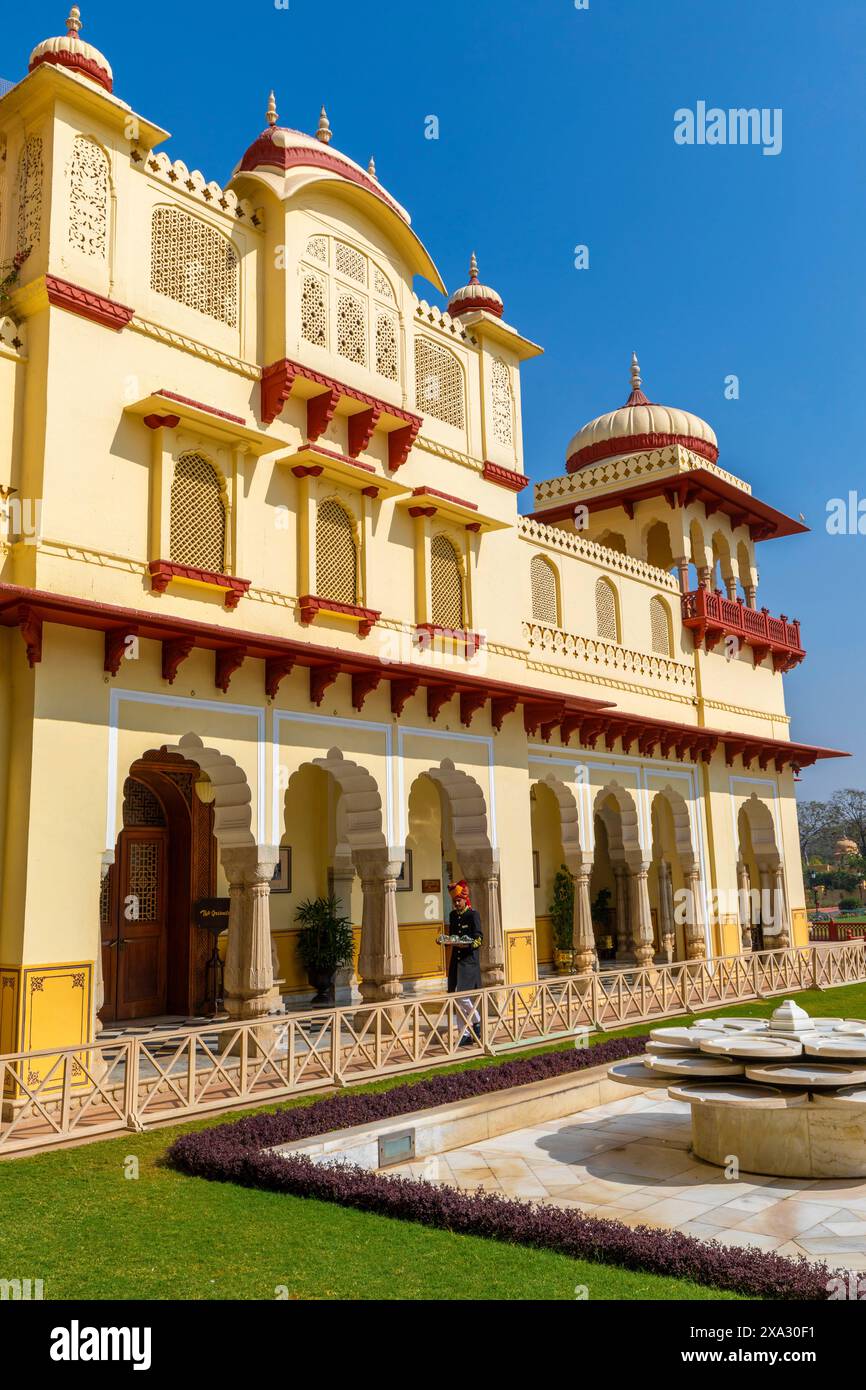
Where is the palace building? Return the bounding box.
[0,9,845,1068]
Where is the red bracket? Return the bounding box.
[348,406,382,457]
[215,646,248,694]
[162,636,194,685]
[351,670,381,711]
[310,664,340,706]
[17,607,42,667]
[388,419,420,472]
[307,388,340,442]
[491,694,519,732]
[460,690,487,728]
[265,656,295,701]
[104,626,138,677]
[390,677,419,717]
[427,685,456,721]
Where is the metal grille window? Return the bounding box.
[335,240,366,284]
[170,452,226,573]
[316,499,358,604]
[595,578,619,642]
[414,337,465,430]
[431,534,464,629]
[491,357,513,447]
[375,311,398,380]
[16,136,43,255]
[306,235,328,263]
[337,291,367,365]
[650,596,672,656]
[150,207,238,327]
[301,271,327,346]
[530,555,559,626]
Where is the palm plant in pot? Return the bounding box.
[294,894,354,1005]
[549,865,575,973]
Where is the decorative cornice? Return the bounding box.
[523,621,695,690]
[136,149,264,229]
[517,515,679,590]
[12,275,135,331]
[482,460,528,492]
[127,316,261,380]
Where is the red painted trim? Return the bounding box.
[238,133,406,220]
[143,414,180,431]
[155,391,246,427]
[412,486,478,512]
[310,664,340,706]
[681,589,805,671]
[265,656,295,701]
[308,387,340,442]
[448,294,503,319]
[351,670,381,711]
[416,625,486,659]
[292,444,376,474]
[567,432,719,471]
[298,594,381,637]
[148,561,251,611]
[29,51,113,93]
[482,461,528,493]
[529,468,808,543]
[44,276,133,331]
[260,357,421,443]
[1,582,841,769]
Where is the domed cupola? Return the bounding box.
[29,6,113,94]
[565,354,719,472]
[235,94,412,224]
[447,253,504,319]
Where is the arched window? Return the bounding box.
[649,596,672,656]
[414,337,465,430]
[375,311,398,380]
[67,136,110,261]
[316,499,358,604]
[530,555,559,626]
[595,577,619,642]
[170,452,226,573]
[491,357,514,447]
[431,534,464,629]
[150,207,238,326]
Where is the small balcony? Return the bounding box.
[681,589,805,671]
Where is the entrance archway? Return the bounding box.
[737,794,789,949]
[100,751,218,1022]
[650,786,700,962]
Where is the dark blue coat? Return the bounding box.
[446,907,483,992]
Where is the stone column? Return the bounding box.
[724,576,738,601]
[613,864,631,961]
[628,862,655,969]
[745,584,757,610]
[737,860,753,954]
[683,866,708,961]
[354,848,404,1005]
[221,845,281,1020]
[770,865,791,948]
[697,565,712,591]
[759,865,773,944]
[571,859,597,975]
[674,557,690,593]
[462,849,505,988]
[330,851,359,1004]
[657,860,675,963]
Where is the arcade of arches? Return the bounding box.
[96,737,791,1030]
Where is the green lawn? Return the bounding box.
[2,981,861,1302]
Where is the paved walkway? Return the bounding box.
[389,1092,866,1268]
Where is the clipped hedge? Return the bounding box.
[169,1036,835,1300]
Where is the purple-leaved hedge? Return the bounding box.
[168,1035,836,1300]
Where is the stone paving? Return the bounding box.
[388,1092,866,1267]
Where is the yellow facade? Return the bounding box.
[0,15,842,1053]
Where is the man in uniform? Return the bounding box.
[438,880,483,1047]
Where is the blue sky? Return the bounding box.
[7,0,865,799]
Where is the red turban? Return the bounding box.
[448,880,471,907]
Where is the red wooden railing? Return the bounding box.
[681,589,804,671]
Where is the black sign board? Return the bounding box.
[194,897,230,933]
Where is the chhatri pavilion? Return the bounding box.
[0,9,844,1069]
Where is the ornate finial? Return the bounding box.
[266,90,278,127]
[630,351,642,392]
[316,106,332,145]
[66,4,82,34]
[469,251,479,282]
[367,155,376,177]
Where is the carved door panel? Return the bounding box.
[115,829,168,1020]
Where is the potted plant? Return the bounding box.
[549,865,575,972]
[294,894,354,1005]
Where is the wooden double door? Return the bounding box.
[100,759,217,1024]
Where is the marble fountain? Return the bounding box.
[609,1001,866,1178]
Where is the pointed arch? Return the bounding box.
[650,785,697,869]
[422,759,491,852]
[531,772,584,868]
[158,733,254,848]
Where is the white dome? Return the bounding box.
[29,7,113,93]
[447,253,504,319]
[566,355,718,471]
